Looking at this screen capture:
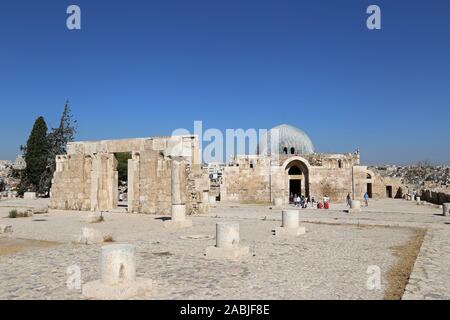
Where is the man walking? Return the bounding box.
[346,193,352,208]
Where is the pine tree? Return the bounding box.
[23,116,49,192]
[39,102,77,193]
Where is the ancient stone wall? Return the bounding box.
[308,167,353,202]
[220,154,400,204]
[221,157,271,204]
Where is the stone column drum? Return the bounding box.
[82,244,153,300]
[101,244,136,285]
[443,203,450,217]
[206,222,249,259]
[216,222,240,248]
[282,210,299,228]
[348,200,361,213]
[202,191,209,204]
[209,195,217,205]
[275,210,306,236]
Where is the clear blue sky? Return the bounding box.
[0,0,449,164]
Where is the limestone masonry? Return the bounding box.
[48,124,422,214]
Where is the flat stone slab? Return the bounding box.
[163,219,192,229]
[274,226,306,237]
[76,228,113,245]
[205,246,250,259]
[82,278,153,300]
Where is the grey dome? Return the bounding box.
[259,124,314,156]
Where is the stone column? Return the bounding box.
[216,222,240,248]
[275,210,305,236]
[198,190,210,214]
[202,191,209,204]
[171,159,184,207]
[281,210,299,228]
[82,244,153,299]
[209,195,217,205]
[164,158,192,229]
[101,244,136,285]
[443,203,450,217]
[348,200,361,213]
[206,222,249,259]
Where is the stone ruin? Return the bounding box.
[49,135,210,215]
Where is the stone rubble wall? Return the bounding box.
[420,189,450,205]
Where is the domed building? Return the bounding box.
[221,124,405,205]
[258,124,315,156]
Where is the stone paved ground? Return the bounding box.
[0,198,449,300]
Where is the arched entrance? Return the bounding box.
[283,158,310,203]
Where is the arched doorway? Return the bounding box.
[284,158,310,203]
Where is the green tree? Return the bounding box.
[23,116,49,192]
[39,101,77,194]
[115,153,132,182]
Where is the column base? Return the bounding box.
[82,278,153,300]
[274,226,306,237]
[205,246,249,259]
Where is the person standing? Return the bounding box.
[364,192,369,207]
[346,193,352,208]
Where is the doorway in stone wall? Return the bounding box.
[386,186,393,198]
[367,183,373,198]
[289,179,301,203]
[114,152,132,212]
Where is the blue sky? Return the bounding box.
[0,0,449,164]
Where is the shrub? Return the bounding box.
[8,209,18,218]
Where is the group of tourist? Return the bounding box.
[292,192,373,209]
[291,194,331,209]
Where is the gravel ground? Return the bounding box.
[0,198,447,300]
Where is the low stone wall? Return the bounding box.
[420,189,450,205]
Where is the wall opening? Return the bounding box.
[290,147,295,155]
[386,186,393,198]
[288,165,302,175]
[289,180,301,202]
[367,183,373,198]
[285,159,310,201]
[114,152,132,211]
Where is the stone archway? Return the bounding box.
[283,157,311,201]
